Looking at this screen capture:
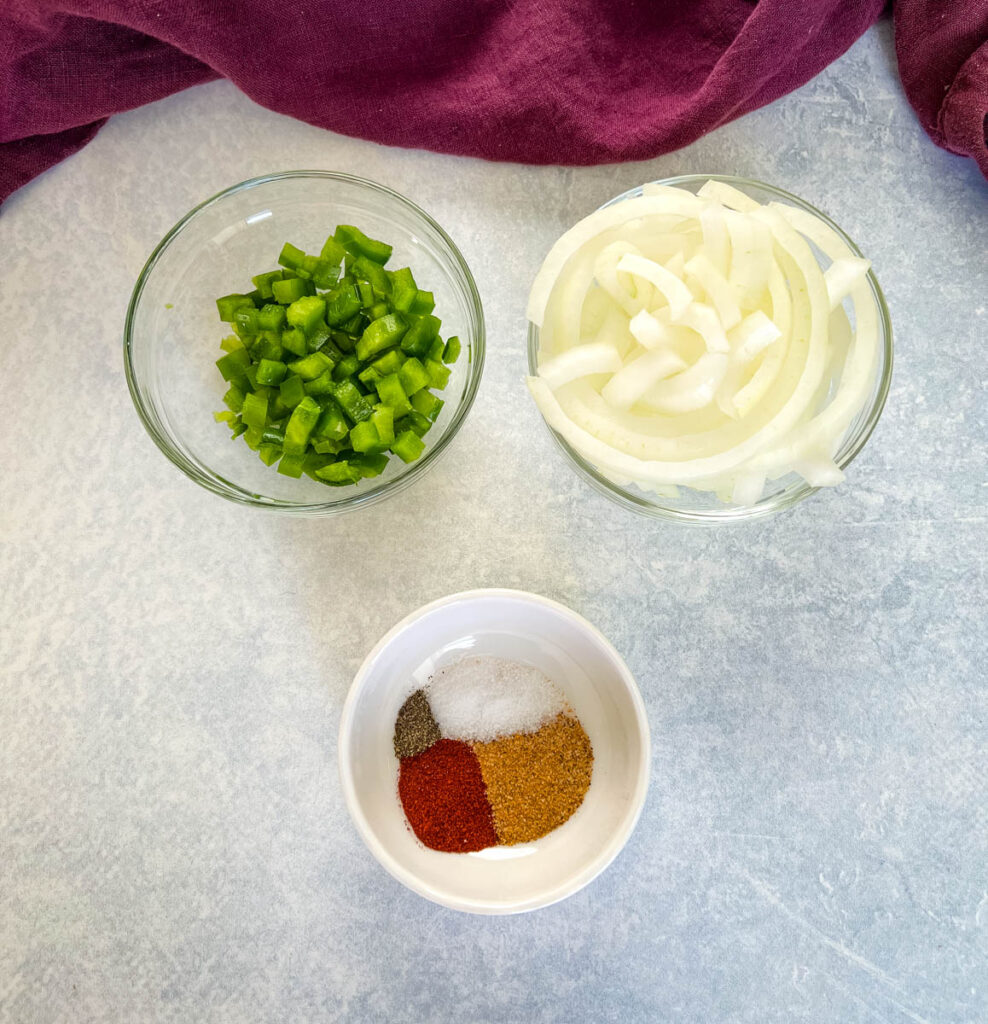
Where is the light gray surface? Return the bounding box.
[1,19,986,1024]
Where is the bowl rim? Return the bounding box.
[526,173,894,524]
[124,170,486,515]
[337,588,652,915]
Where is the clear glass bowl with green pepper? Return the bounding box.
[125,171,485,514]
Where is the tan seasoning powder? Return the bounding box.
[472,712,593,845]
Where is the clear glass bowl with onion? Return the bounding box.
[526,174,893,523]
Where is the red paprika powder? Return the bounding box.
[398,739,498,852]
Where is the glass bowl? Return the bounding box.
[526,174,893,524]
[125,171,485,514]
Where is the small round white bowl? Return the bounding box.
[338,589,650,914]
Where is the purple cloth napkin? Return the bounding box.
[1,1,985,203]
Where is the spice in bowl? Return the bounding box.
[393,656,594,853]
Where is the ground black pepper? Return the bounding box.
[393,688,441,759]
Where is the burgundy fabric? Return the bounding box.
[894,0,988,178]
[1,1,985,204]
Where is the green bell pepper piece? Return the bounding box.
[443,335,461,363]
[216,294,254,322]
[334,225,393,265]
[374,373,412,418]
[348,453,388,477]
[286,295,327,335]
[332,353,360,382]
[349,419,387,454]
[356,314,407,362]
[425,359,451,390]
[324,282,363,327]
[320,236,346,264]
[288,351,334,381]
[410,389,443,421]
[283,396,322,454]
[216,348,250,387]
[400,314,441,356]
[304,369,337,396]
[258,303,287,331]
[314,461,363,486]
[398,357,430,396]
[392,429,425,463]
[256,359,287,386]
[277,452,306,477]
[279,374,306,409]
[410,290,435,315]
[333,381,374,423]
[223,383,246,414]
[281,327,308,357]
[272,277,309,304]
[315,402,349,441]
[251,270,284,300]
[241,391,269,429]
[390,267,418,312]
[258,444,282,466]
[371,405,395,445]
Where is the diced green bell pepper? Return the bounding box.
[277,452,306,477]
[280,327,307,358]
[216,294,254,322]
[251,270,284,300]
[334,225,393,265]
[398,357,430,396]
[392,429,425,463]
[288,351,334,381]
[255,359,287,386]
[356,314,407,362]
[389,266,418,312]
[349,453,388,477]
[425,359,451,390]
[333,381,374,423]
[241,391,269,429]
[271,277,309,304]
[283,396,322,454]
[443,335,461,363]
[400,314,441,356]
[371,405,395,445]
[324,282,363,327]
[332,353,360,382]
[374,373,412,418]
[410,389,443,421]
[258,303,287,331]
[286,295,327,335]
[279,374,307,409]
[410,290,435,315]
[349,419,387,454]
[314,461,363,486]
[315,402,349,441]
[258,443,282,466]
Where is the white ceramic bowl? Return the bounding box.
[339,589,650,914]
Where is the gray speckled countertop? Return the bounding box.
[2,19,987,1024]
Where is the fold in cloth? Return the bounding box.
[1,1,985,202]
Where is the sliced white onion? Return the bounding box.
[824,257,871,311]
[675,302,730,353]
[639,353,729,414]
[601,349,688,410]
[684,252,742,330]
[528,180,882,504]
[538,342,624,390]
[616,253,694,319]
[629,309,667,349]
[728,311,782,362]
[527,193,706,325]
